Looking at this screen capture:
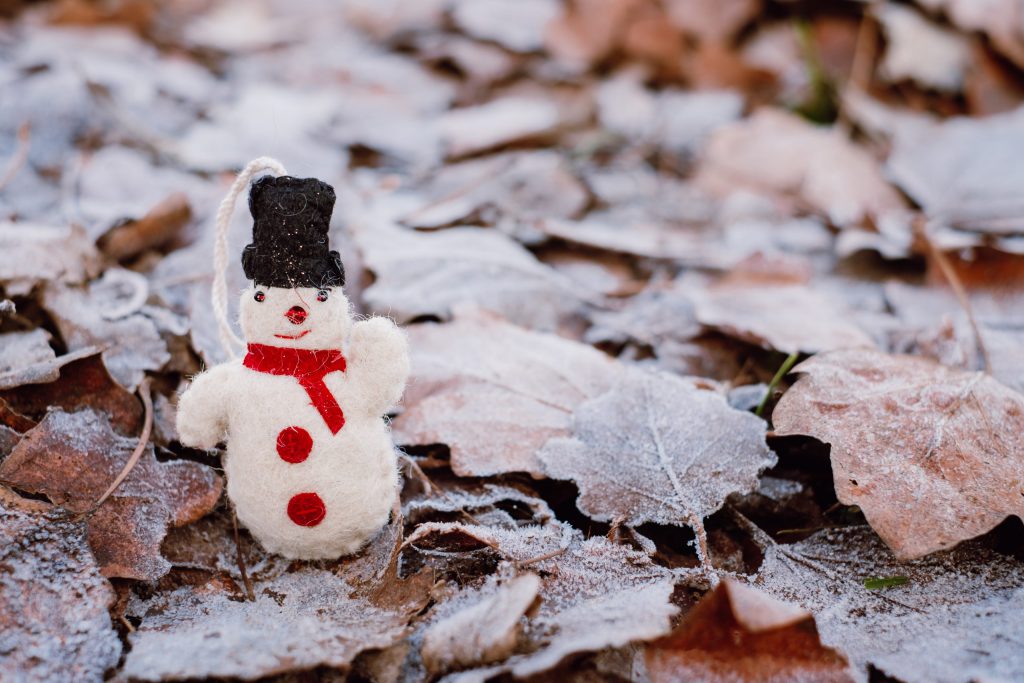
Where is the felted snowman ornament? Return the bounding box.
[176,158,409,559]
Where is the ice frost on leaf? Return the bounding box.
[697,109,905,227]
[123,569,408,681]
[756,526,1024,683]
[43,278,170,391]
[773,349,1024,559]
[887,106,1024,235]
[0,499,122,683]
[394,315,622,476]
[450,0,559,53]
[645,579,853,683]
[692,282,877,354]
[422,573,542,673]
[874,4,971,92]
[356,224,593,332]
[0,409,223,581]
[0,223,101,295]
[539,369,775,568]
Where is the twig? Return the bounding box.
[755,351,801,417]
[514,546,568,569]
[232,508,256,602]
[91,377,153,511]
[913,216,992,374]
[0,122,30,191]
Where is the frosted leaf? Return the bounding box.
[356,225,594,332]
[692,282,877,355]
[438,96,565,158]
[409,520,679,679]
[0,500,122,683]
[756,526,1024,683]
[874,4,971,92]
[697,109,905,227]
[422,573,542,673]
[123,568,408,681]
[645,578,853,683]
[539,369,775,567]
[773,349,1024,559]
[393,314,623,476]
[887,107,1024,235]
[450,0,560,53]
[0,223,101,295]
[404,481,556,530]
[43,281,170,391]
[397,151,588,232]
[0,408,223,581]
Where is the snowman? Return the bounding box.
[176,173,409,559]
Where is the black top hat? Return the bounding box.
[241,175,345,289]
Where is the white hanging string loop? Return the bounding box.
[212,156,287,359]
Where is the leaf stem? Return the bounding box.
[755,351,801,417]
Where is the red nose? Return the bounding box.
[285,306,307,325]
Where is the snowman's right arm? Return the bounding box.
[176,363,235,449]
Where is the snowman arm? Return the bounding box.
[347,316,410,416]
[176,364,234,449]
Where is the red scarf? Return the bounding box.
[243,344,347,434]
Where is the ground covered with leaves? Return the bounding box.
[1,0,1023,681]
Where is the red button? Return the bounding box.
[287,492,326,527]
[277,426,312,463]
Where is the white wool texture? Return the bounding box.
[177,287,410,559]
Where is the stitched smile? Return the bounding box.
[274,330,310,340]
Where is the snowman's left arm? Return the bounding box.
[346,316,410,416]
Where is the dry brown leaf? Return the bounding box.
[0,498,122,683]
[0,408,222,580]
[96,191,192,261]
[122,568,409,681]
[773,348,1024,559]
[697,108,905,227]
[422,573,541,673]
[664,0,760,43]
[0,353,143,434]
[757,526,1024,683]
[393,314,621,476]
[539,369,775,569]
[356,224,594,332]
[544,0,644,71]
[645,578,853,683]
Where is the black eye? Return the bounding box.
[254,291,265,302]
[316,290,329,302]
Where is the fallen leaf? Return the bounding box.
[874,4,971,93]
[887,106,1024,235]
[450,0,559,53]
[96,192,192,261]
[393,314,622,476]
[539,368,775,569]
[664,0,760,43]
[756,526,1024,683]
[0,353,143,434]
[122,568,409,681]
[645,578,853,683]
[772,348,1024,559]
[918,0,1024,71]
[544,0,645,72]
[0,408,222,580]
[692,280,877,355]
[398,151,589,232]
[438,96,567,159]
[43,277,170,390]
[697,108,905,227]
[0,222,101,295]
[422,573,541,673]
[0,498,122,683]
[356,224,594,332]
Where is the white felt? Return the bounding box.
[177,285,410,559]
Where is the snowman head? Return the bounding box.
[239,283,351,349]
[238,174,350,349]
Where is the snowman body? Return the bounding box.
[176,174,409,559]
